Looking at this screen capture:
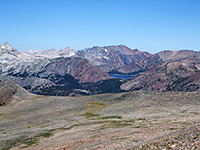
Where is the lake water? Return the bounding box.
[109,74,135,80]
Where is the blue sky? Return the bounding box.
[0,0,200,53]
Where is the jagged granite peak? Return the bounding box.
[0,42,19,55]
[0,42,17,51]
[0,42,48,74]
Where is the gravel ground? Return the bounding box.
[0,91,200,150]
[133,125,200,150]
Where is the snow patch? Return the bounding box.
[24,48,76,58]
[103,56,109,60]
[1,45,6,49]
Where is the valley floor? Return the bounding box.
[0,91,200,150]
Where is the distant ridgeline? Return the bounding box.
[0,42,199,96]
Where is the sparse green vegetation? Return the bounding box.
[81,111,100,118]
[37,132,53,138]
[1,91,200,149]
[99,115,122,119]
[81,101,107,118]
[2,139,21,150]
[169,128,177,130]
[110,137,127,140]
[191,112,199,115]
[109,120,132,128]
[133,126,143,128]
[181,110,187,113]
[2,137,38,150]
[136,118,147,121]
[149,122,163,125]
[2,131,54,150]
[20,138,39,148]
[173,121,191,125]
[0,113,5,116]
[124,119,136,123]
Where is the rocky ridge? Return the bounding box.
[76,44,151,72]
[24,47,75,58]
[1,42,200,96]
[0,42,116,96]
[23,44,151,72]
[117,50,200,75]
[121,54,200,91]
[0,80,29,105]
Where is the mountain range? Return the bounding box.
[121,50,200,91]
[0,42,199,96]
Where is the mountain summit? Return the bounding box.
[77,45,151,72]
[0,42,16,51]
[0,42,19,55]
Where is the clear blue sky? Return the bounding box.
[0,0,200,53]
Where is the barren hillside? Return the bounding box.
[0,91,200,150]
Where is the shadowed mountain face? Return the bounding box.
[0,80,29,105]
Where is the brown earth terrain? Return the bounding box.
[117,50,200,75]
[0,90,200,150]
[121,61,200,92]
[0,80,29,106]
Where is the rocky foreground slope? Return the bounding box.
[0,80,29,106]
[0,91,200,150]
